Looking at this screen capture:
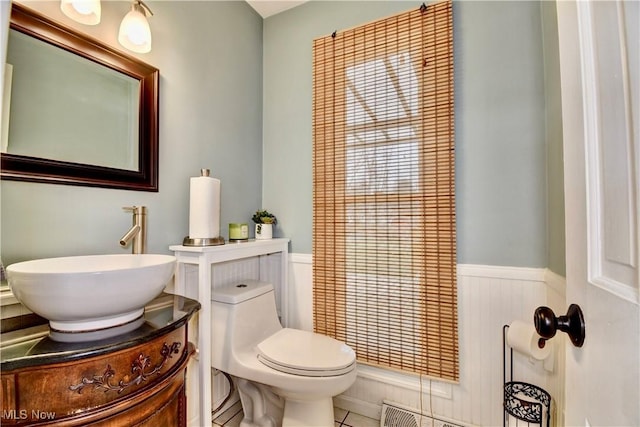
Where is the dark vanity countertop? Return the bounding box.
[0,293,200,371]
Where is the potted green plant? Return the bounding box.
[252,209,277,239]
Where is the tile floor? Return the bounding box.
[212,400,379,427]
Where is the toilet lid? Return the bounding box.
[257,328,356,377]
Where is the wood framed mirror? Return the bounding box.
[1,3,159,191]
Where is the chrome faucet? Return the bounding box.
[120,206,147,254]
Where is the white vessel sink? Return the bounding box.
[6,254,176,334]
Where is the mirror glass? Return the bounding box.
[1,3,159,191]
[5,30,140,170]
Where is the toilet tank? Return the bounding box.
[211,280,282,365]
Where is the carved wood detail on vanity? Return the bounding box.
[69,341,181,395]
[1,325,193,426]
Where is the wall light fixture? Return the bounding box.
[60,0,101,25]
[118,0,153,54]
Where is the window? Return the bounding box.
[312,1,457,381]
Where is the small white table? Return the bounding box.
[170,239,290,426]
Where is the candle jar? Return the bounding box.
[229,223,249,242]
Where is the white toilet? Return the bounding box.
[211,280,357,427]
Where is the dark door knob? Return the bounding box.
[534,304,585,347]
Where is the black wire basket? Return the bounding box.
[504,381,551,425]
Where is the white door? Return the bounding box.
[557,1,639,426]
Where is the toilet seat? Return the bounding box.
[257,328,356,377]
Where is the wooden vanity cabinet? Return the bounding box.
[0,295,199,426]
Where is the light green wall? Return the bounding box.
[262,1,417,254]
[1,0,566,272]
[1,1,263,266]
[541,1,566,276]
[263,0,564,271]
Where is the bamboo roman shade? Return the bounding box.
[312,1,457,381]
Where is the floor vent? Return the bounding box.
[380,402,466,427]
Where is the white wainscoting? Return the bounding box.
[2,252,566,426]
[287,255,566,427]
[202,254,566,426]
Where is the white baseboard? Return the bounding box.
[357,364,453,399]
[334,394,382,421]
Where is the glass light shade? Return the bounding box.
[60,0,101,25]
[118,6,152,53]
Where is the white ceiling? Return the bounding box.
[245,0,308,18]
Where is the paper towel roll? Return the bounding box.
[507,320,551,360]
[189,172,220,239]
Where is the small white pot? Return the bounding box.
[255,223,273,240]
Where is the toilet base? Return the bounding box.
[236,378,281,427]
[235,375,336,427]
[282,397,334,427]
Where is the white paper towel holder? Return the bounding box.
[184,168,225,246]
